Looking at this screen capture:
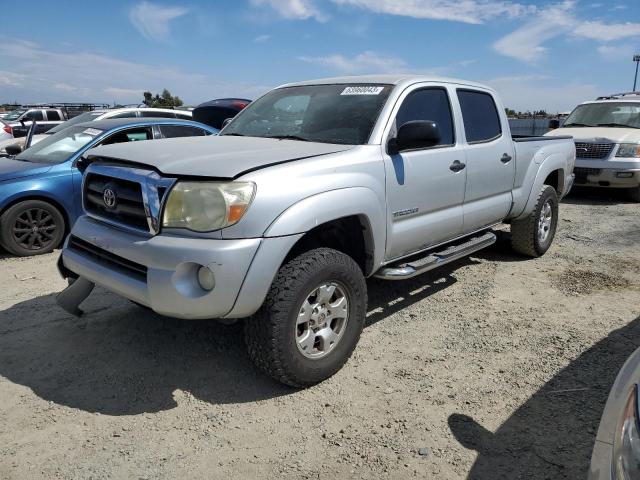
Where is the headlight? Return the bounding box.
[616,144,640,158]
[162,181,255,232]
[613,384,640,479]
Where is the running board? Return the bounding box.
[374,231,496,280]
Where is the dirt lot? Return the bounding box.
[0,188,639,480]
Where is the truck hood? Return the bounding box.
[86,136,355,178]
[0,157,53,182]
[546,127,640,143]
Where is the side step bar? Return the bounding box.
[374,231,496,280]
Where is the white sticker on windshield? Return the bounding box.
[82,128,101,136]
[340,86,384,96]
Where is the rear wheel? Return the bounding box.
[0,200,65,256]
[244,248,367,388]
[510,184,558,257]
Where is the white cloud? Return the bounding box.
[298,51,407,73]
[493,1,575,62]
[0,39,269,104]
[573,21,640,42]
[129,1,189,42]
[596,44,636,61]
[486,75,599,112]
[331,0,532,24]
[494,1,640,63]
[0,70,24,87]
[253,34,272,43]
[250,0,328,22]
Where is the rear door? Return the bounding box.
[456,89,515,232]
[383,84,467,260]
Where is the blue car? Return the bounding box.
[0,118,217,256]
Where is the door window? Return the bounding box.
[456,90,502,143]
[100,127,153,145]
[46,110,61,121]
[395,88,455,146]
[140,111,176,118]
[24,110,44,121]
[160,125,208,138]
[108,111,137,119]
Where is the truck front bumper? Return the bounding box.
[574,158,640,188]
[59,216,302,319]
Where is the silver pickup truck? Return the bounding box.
[56,75,575,387]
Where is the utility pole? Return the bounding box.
[634,54,640,92]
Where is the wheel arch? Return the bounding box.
[0,194,70,236]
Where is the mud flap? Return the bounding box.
[56,276,95,317]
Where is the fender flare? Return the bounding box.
[264,186,386,271]
[514,154,566,220]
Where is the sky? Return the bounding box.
[0,0,638,112]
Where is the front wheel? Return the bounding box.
[0,200,65,256]
[244,248,367,388]
[510,184,559,258]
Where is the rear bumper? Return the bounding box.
[60,216,301,319]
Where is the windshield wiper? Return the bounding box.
[563,122,593,127]
[265,135,311,142]
[221,133,246,137]
[596,123,640,129]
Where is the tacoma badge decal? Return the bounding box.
[393,207,419,218]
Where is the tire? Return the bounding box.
[510,184,559,258]
[0,200,65,256]
[244,248,367,388]
[628,186,640,203]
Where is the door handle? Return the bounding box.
[501,153,513,164]
[449,160,466,172]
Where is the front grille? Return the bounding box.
[84,173,149,231]
[574,142,614,159]
[68,235,147,282]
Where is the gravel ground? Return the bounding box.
[1,187,639,480]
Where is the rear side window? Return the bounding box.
[25,110,44,121]
[457,90,502,143]
[140,111,175,118]
[46,110,61,121]
[395,88,454,146]
[160,125,208,138]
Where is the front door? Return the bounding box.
[383,85,467,261]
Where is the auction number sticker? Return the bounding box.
[82,128,102,136]
[340,86,385,95]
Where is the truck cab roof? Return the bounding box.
[278,74,495,92]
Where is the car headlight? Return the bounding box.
[613,384,640,480]
[616,144,640,158]
[162,181,255,232]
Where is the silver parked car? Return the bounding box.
[590,345,640,479]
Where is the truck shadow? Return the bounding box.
[562,186,633,206]
[448,315,640,479]
[0,262,467,416]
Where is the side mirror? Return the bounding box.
[388,120,441,154]
[221,118,233,129]
[548,119,560,130]
[5,143,24,156]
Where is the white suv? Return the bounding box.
[547,92,640,201]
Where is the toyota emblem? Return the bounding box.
[103,188,117,209]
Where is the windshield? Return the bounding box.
[46,111,104,134]
[564,102,640,128]
[221,84,393,145]
[16,125,103,164]
[3,109,27,121]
